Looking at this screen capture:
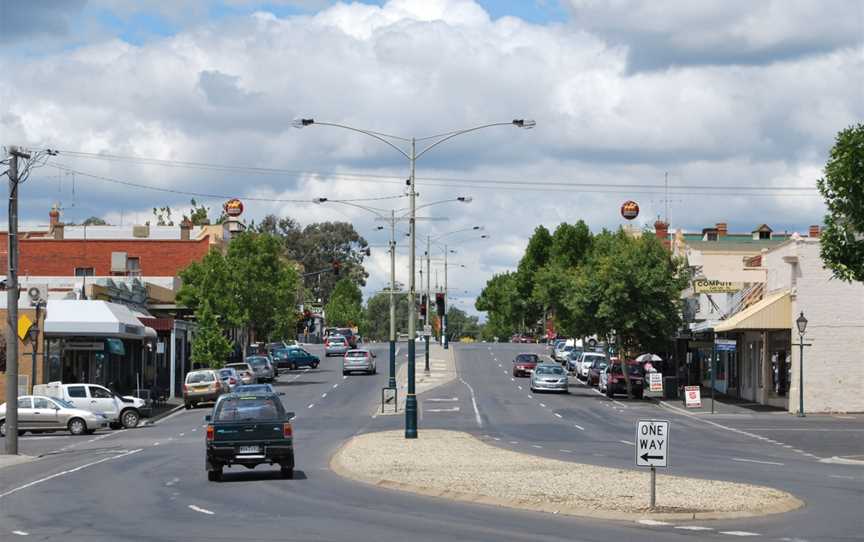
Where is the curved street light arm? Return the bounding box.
[395,197,471,219]
[430,226,484,243]
[302,121,412,160]
[414,122,523,160]
[314,198,389,219]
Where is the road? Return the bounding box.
[0,342,861,541]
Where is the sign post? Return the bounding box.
[636,419,670,509]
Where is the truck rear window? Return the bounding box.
[215,397,283,421]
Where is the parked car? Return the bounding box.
[548,338,566,357]
[205,392,295,481]
[599,362,645,398]
[246,356,276,383]
[33,381,147,429]
[183,369,227,409]
[273,347,320,371]
[218,368,241,392]
[529,363,569,393]
[324,335,350,357]
[576,352,607,380]
[225,362,257,385]
[586,357,609,387]
[512,353,540,377]
[342,349,376,375]
[0,395,110,437]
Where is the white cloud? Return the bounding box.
[2,0,860,316]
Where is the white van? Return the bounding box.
[33,382,146,429]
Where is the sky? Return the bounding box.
[1,0,862,317]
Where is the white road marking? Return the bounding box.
[559,449,573,453]
[153,442,160,446]
[333,384,339,388]
[307,404,315,409]
[731,458,784,466]
[343,376,348,380]
[531,444,543,449]
[539,403,547,408]
[191,428,197,432]
[12,531,29,536]
[638,519,671,526]
[0,449,142,499]
[619,440,635,446]
[675,526,714,531]
[321,393,327,398]
[426,397,458,402]
[518,386,523,390]
[554,413,563,418]
[527,395,533,399]
[460,377,483,428]
[719,531,760,537]
[179,433,185,437]
[425,407,460,412]
[573,424,585,431]
[510,378,515,382]
[493,437,501,441]
[188,505,215,515]
[509,441,519,444]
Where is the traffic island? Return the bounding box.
[331,430,803,521]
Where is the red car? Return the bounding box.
[600,361,645,399]
[512,353,540,377]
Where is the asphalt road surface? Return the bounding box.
[0,342,861,541]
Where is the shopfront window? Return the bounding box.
[768,331,790,396]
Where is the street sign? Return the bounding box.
[684,385,702,408]
[715,338,736,352]
[636,419,669,468]
[648,372,663,393]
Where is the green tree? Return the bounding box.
[514,225,553,333]
[476,272,520,339]
[325,278,363,328]
[183,198,211,226]
[444,306,481,341]
[818,123,864,282]
[190,301,232,369]
[81,216,109,226]
[152,206,174,226]
[567,229,687,396]
[256,215,370,302]
[363,291,411,341]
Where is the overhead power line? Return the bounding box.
[33,148,821,197]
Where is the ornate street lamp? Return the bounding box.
[796,312,807,417]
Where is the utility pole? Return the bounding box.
[424,235,431,373]
[443,244,449,349]
[5,146,28,455]
[405,138,418,439]
[388,209,397,390]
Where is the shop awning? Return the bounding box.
[45,300,147,339]
[714,290,791,333]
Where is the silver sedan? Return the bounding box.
[529,364,569,393]
[0,395,110,436]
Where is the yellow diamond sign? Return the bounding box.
[17,314,34,341]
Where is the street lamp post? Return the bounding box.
[296,118,535,439]
[425,235,431,373]
[796,312,808,417]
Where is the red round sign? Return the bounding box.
[621,200,639,220]
[224,198,244,217]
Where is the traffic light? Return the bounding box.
[332,260,341,275]
[436,292,445,317]
[420,304,426,318]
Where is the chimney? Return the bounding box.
[180,219,193,241]
[809,225,820,238]
[654,220,669,247]
[53,223,64,240]
[716,222,728,237]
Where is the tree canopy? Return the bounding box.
[325,278,364,328]
[818,123,864,282]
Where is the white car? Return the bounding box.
[578,353,607,380]
[0,395,110,436]
[33,382,146,429]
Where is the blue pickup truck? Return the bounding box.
[205,392,295,481]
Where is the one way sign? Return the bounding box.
[636,419,670,468]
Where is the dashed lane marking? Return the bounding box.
[321,393,327,398]
[573,424,585,431]
[719,531,760,537]
[493,437,501,441]
[509,441,519,445]
[12,531,29,536]
[554,413,562,418]
[188,505,215,515]
[518,386,523,390]
[308,404,315,409]
[532,445,543,449]
[539,403,547,408]
[153,442,160,447]
[638,519,672,526]
[179,433,185,437]
[619,440,634,446]
[675,526,714,531]
[559,449,573,453]
[333,384,339,388]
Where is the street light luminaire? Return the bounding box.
[292,118,315,128]
[512,119,536,129]
[796,312,808,335]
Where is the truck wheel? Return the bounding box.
[68,418,87,436]
[121,409,140,429]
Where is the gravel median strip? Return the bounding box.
[331,430,803,521]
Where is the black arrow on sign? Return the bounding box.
[640,452,663,462]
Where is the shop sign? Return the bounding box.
[106,338,126,355]
[64,341,105,351]
[693,280,742,294]
[684,385,702,408]
[715,338,737,352]
[648,372,663,393]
